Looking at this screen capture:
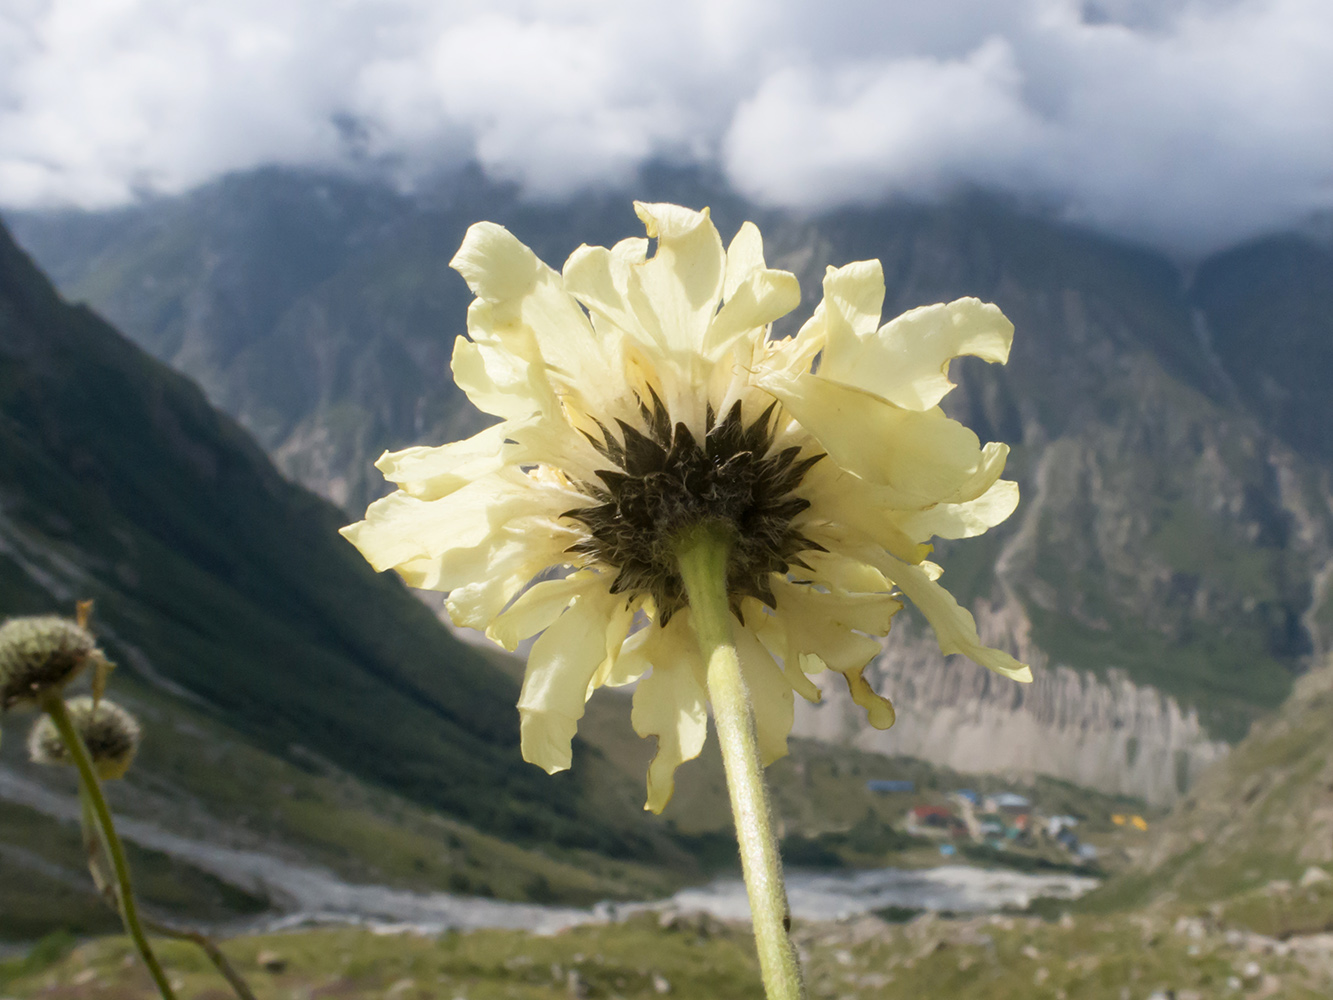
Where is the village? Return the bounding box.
[867,779,1152,866]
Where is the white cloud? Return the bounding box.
[1,0,1331,251]
[723,40,1043,208]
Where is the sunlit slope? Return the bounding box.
[1096,658,1333,918]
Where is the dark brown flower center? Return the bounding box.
[563,392,824,624]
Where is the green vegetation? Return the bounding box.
[6,902,1331,1000]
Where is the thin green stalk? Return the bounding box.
[676,524,807,1000]
[143,922,258,1000]
[42,693,177,1000]
[78,789,257,1000]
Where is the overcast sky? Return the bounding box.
[2,0,1330,252]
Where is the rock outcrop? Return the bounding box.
[793,610,1229,806]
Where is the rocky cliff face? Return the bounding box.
[793,613,1230,807]
[10,171,1333,805]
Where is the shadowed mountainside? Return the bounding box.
[0,219,685,936]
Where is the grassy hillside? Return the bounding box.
[1086,659,1333,920]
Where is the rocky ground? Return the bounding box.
[5,876,1332,1000]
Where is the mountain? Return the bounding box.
[10,168,1333,803]
[0,219,683,938]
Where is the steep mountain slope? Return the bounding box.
[0,220,681,936]
[1086,656,1333,932]
[10,171,1333,801]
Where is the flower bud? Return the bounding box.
[0,616,100,711]
[29,697,141,780]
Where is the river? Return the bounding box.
[0,766,1097,937]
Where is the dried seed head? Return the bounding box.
[564,395,824,624]
[0,616,100,711]
[29,697,141,780]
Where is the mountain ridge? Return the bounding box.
[10,169,1333,801]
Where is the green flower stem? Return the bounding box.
[143,922,258,1000]
[77,790,257,1000]
[676,525,807,1000]
[42,693,177,1000]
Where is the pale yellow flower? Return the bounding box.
[342,203,1030,813]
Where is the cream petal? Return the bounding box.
[896,479,1021,542]
[487,572,598,652]
[450,222,607,394]
[704,267,800,359]
[756,259,878,382]
[722,221,766,302]
[819,260,886,343]
[599,625,653,688]
[840,668,897,730]
[759,370,984,506]
[518,583,632,774]
[374,423,511,502]
[747,598,826,705]
[947,441,1011,505]
[822,297,1014,411]
[788,549,891,593]
[875,552,1033,682]
[442,524,575,626]
[632,202,725,357]
[630,616,709,813]
[562,239,655,351]
[342,467,575,574]
[451,327,552,421]
[767,578,898,676]
[587,597,642,693]
[733,625,794,766]
[762,302,826,377]
[798,463,933,563]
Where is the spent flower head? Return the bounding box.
[343,203,1030,812]
[0,615,101,711]
[29,696,142,780]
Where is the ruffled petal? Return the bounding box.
[340,472,536,573]
[874,552,1033,682]
[450,222,610,397]
[562,237,653,348]
[628,613,708,813]
[758,369,985,506]
[763,578,899,675]
[722,221,765,302]
[451,320,555,421]
[821,297,1014,411]
[632,202,725,357]
[519,582,635,773]
[820,260,887,342]
[704,266,800,359]
[734,625,794,766]
[896,479,1020,542]
[374,423,510,502]
[841,668,897,731]
[440,522,575,628]
[487,572,598,652]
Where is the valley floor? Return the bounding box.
[5,890,1333,1000]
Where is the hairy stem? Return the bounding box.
[676,524,806,1000]
[43,694,177,1000]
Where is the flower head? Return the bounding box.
[343,203,1030,812]
[28,696,142,780]
[0,615,100,711]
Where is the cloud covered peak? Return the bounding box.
[2,0,1331,252]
